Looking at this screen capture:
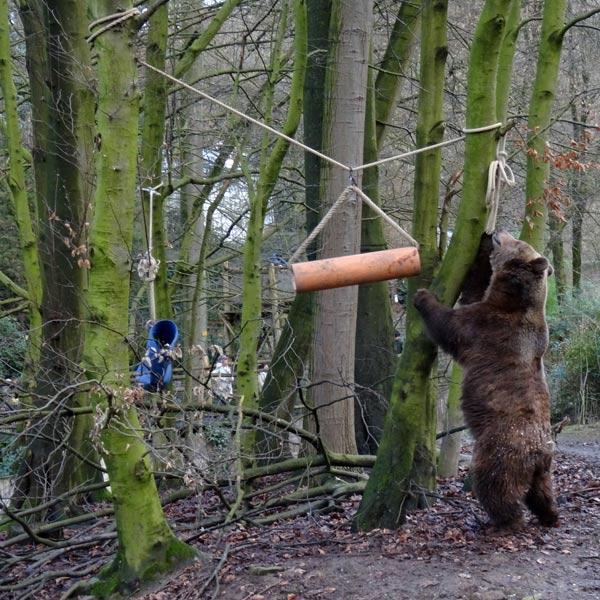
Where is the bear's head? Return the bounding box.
[487,230,553,308]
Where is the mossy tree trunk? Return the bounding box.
[82,3,196,594]
[235,0,306,463]
[307,0,372,456]
[255,0,328,463]
[519,0,567,250]
[13,0,99,515]
[356,0,513,531]
[0,0,42,378]
[0,0,94,520]
[438,0,522,477]
[518,4,600,255]
[355,0,421,454]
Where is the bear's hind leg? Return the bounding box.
[525,462,559,527]
[472,464,526,530]
[471,442,532,529]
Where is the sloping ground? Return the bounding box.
[136,426,600,600]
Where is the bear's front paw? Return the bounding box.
[413,289,435,312]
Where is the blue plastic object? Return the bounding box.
[135,320,179,392]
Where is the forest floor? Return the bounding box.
[3,424,600,600]
[133,424,600,600]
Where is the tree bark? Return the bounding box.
[82,3,196,594]
[0,0,43,376]
[255,0,327,463]
[139,2,171,323]
[7,0,98,518]
[354,0,421,455]
[308,0,372,456]
[519,0,567,250]
[437,0,521,477]
[236,0,306,463]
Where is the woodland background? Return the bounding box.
[1,0,600,597]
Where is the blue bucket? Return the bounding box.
[135,320,179,392]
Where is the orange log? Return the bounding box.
[290,247,420,293]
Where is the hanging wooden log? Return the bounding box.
[290,246,420,293]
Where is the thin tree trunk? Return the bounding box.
[255,0,327,464]
[519,0,567,250]
[236,0,307,463]
[139,2,171,322]
[437,363,463,477]
[354,1,421,455]
[0,0,42,377]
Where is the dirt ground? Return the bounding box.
[4,426,599,600]
[136,425,600,600]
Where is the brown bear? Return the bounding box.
[413,230,559,529]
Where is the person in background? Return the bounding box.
[394,330,404,354]
[211,355,233,405]
[257,363,268,391]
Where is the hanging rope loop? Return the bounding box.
[288,185,419,265]
[485,133,515,234]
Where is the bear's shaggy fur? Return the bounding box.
[413,231,559,529]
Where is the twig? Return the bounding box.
[198,542,230,600]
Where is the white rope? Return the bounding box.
[138,183,163,322]
[485,134,515,234]
[139,60,350,172]
[87,8,141,43]
[288,187,355,264]
[139,60,502,176]
[350,185,419,247]
[135,62,507,258]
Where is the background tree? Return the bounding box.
[307,0,373,456]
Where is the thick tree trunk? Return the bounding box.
[82,3,196,594]
[7,0,98,518]
[308,0,372,456]
[356,0,512,531]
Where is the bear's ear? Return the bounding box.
[530,257,552,275]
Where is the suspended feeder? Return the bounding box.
[288,184,421,293]
[291,246,420,293]
[134,183,179,393]
[135,319,179,392]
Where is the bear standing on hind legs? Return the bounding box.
[413,230,559,529]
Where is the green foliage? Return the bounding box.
[204,424,230,450]
[0,316,26,378]
[0,440,23,477]
[547,285,600,423]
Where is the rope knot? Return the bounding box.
[137,252,160,282]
